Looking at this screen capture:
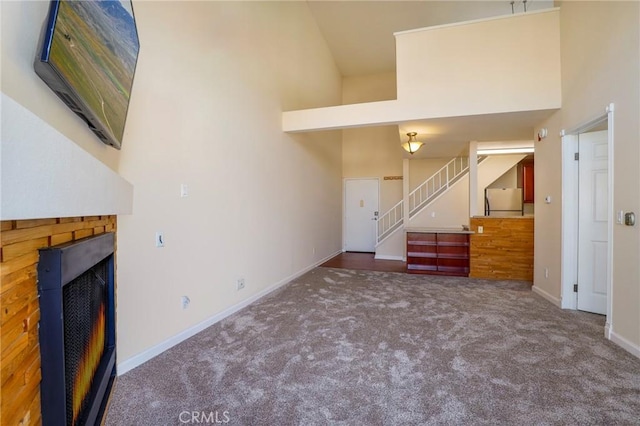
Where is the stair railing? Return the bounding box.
[377,200,403,243]
[408,156,470,218]
[376,156,485,245]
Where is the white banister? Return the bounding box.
[408,156,473,219]
[376,156,485,245]
[377,200,403,243]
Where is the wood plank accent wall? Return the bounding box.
[0,216,116,426]
[469,217,534,281]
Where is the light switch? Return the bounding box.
[478,226,484,234]
[180,184,189,198]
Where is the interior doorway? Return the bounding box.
[344,178,379,253]
[561,105,614,322]
[577,130,608,314]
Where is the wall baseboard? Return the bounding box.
[531,285,562,308]
[608,328,640,359]
[535,295,639,360]
[117,250,342,375]
[374,254,404,261]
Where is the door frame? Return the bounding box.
[561,104,614,327]
[343,177,380,252]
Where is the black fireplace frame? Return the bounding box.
[38,232,116,426]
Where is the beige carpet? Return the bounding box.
[106,268,640,425]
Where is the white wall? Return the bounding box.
[487,165,518,189]
[395,9,561,117]
[408,158,450,192]
[342,71,397,104]
[375,230,404,261]
[342,73,403,214]
[1,1,344,366]
[1,95,133,219]
[408,180,471,229]
[0,0,122,170]
[533,2,640,350]
[0,1,134,218]
[113,1,343,363]
[282,9,561,133]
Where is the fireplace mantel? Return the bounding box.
[1,93,133,220]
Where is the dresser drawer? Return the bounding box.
[437,233,469,245]
[407,232,437,244]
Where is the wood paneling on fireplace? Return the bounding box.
[0,216,116,425]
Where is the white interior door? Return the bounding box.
[577,130,608,314]
[344,179,379,252]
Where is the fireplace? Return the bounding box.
[38,232,116,426]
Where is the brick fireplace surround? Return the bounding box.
[1,215,117,425]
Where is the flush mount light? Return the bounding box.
[477,147,535,155]
[402,132,424,154]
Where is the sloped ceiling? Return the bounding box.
[304,1,556,157]
[307,0,553,77]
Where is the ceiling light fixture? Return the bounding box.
[402,132,424,154]
[477,147,535,155]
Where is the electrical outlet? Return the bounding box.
[236,278,245,291]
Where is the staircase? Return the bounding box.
[377,156,482,244]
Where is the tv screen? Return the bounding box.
[34,0,140,150]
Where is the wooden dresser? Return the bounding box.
[406,229,472,277]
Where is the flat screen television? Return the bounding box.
[34,0,140,150]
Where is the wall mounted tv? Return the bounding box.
[34,0,140,150]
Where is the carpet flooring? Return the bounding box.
[105,268,640,425]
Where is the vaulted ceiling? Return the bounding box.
[305,1,555,157]
[307,0,553,77]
